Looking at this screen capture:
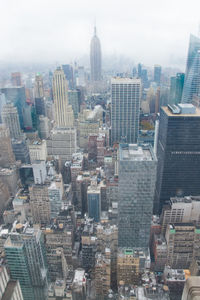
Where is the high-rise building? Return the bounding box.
[2,103,22,139]
[0,87,26,128]
[170,73,185,105]
[4,225,48,300]
[34,74,45,116]
[68,90,80,118]
[165,223,200,269]
[62,64,74,89]
[182,34,200,103]
[0,265,24,300]
[154,104,200,214]
[0,124,15,167]
[11,72,22,86]
[87,179,101,222]
[29,184,50,224]
[52,67,74,128]
[111,78,141,145]
[90,26,101,82]
[154,65,162,85]
[118,144,157,249]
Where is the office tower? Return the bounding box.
[62,64,74,89]
[118,144,157,249]
[170,73,185,105]
[111,78,141,145]
[0,92,6,122]
[154,65,162,85]
[2,103,21,139]
[154,104,200,214]
[141,69,148,87]
[11,72,22,86]
[165,223,200,269]
[12,139,30,164]
[0,86,26,128]
[47,127,77,168]
[38,115,51,139]
[34,74,45,116]
[4,225,48,300]
[68,90,80,118]
[90,26,101,82]
[48,180,63,218]
[0,124,15,167]
[29,184,50,224]
[138,63,142,78]
[0,265,24,300]
[182,277,200,300]
[182,34,200,103]
[76,66,85,87]
[29,140,47,163]
[52,67,74,128]
[87,179,101,222]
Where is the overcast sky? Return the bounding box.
[0,0,200,69]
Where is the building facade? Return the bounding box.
[90,26,101,82]
[111,78,141,145]
[154,104,200,213]
[118,144,157,249]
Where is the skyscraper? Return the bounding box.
[154,104,200,214]
[2,103,22,139]
[34,74,45,116]
[52,67,74,128]
[118,144,157,250]
[154,65,162,85]
[170,73,185,105]
[0,124,15,167]
[11,72,22,86]
[182,34,200,103]
[4,225,48,300]
[111,77,141,145]
[90,26,101,82]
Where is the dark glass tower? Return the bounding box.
[90,26,101,82]
[170,73,185,105]
[154,104,200,214]
[182,34,200,103]
[154,65,162,86]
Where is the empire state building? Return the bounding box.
[90,26,102,82]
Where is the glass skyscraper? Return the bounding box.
[154,104,200,214]
[182,34,200,103]
[118,144,157,250]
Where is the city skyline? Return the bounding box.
[0,0,200,68]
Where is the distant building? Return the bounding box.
[154,104,200,213]
[182,34,200,103]
[118,144,157,249]
[68,90,80,118]
[169,73,185,105]
[0,86,26,128]
[0,124,15,167]
[90,26,101,82]
[11,72,22,86]
[52,67,74,128]
[2,103,22,139]
[111,78,141,144]
[154,65,162,85]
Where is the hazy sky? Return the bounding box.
[1,0,200,69]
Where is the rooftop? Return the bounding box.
[162,105,200,117]
[120,144,155,161]
[111,77,141,84]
